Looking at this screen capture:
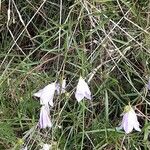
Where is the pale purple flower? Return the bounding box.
[39,105,52,129]
[34,82,56,107]
[75,76,91,102]
[56,79,66,94]
[119,105,141,134]
[41,144,52,150]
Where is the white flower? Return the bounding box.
[39,105,52,129]
[41,144,52,150]
[75,76,91,102]
[56,79,66,94]
[34,82,56,107]
[119,105,141,134]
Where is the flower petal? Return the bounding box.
[133,121,141,132]
[75,76,91,102]
[129,109,141,132]
[130,109,141,132]
[122,112,134,134]
[33,89,43,97]
[40,82,56,107]
[80,76,91,100]
[75,92,85,102]
[84,90,91,100]
[39,106,52,129]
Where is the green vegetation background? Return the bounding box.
[0,0,150,149]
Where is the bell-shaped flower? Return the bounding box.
[41,144,52,150]
[119,105,141,134]
[39,105,52,129]
[75,76,91,102]
[56,79,66,94]
[34,82,56,107]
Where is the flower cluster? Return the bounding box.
[34,76,142,135]
[22,76,144,149]
[34,77,91,129]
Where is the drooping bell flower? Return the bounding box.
[119,105,141,134]
[39,105,52,129]
[75,76,91,102]
[34,82,56,107]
